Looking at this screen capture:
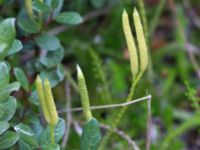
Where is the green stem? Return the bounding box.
[161,114,200,150]
[98,73,143,149]
[65,69,79,92]
[149,0,166,36]
[50,125,55,144]
[137,1,154,84]
[24,0,34,20]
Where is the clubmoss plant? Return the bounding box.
[36,75,59,144]
[133,8,148,73]
[44,79,59,126]
[77,65,102,150]
[122,10,138,78]
[77,65,93,122]
[99,7,148,149]
[36,76,51,124]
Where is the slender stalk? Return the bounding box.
[98,73,143,149]
[50,125,55,144]
[146,93,152,150]
[24,0,34,21]
[65,69,79,92]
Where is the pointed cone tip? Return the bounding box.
[122,9,128,17]
[133,8,139,16]
[44,78,50,84]
[77,64,83,77]
[36,75,41,81]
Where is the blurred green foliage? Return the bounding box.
[0,0,199,149]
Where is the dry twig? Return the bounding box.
[100,124,140,150]
[62,81,72,147]
[58,95,151,113]
[146,92,152,150]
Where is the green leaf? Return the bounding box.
[17,10,41,34]
[0,131,19,149]
[35,33,60,51]
[41,143,60,150]
[14,68,30,92]
[0,81,20,102]
[14,123,38,148]
[54,118,65,142]
[39,118,65,145]
[0,96,17,121]
[90,0,105,8]
[7,39,23,55]
[29,90,39,105]
[0,121,10,135]
[18,139,32,150]
[40,64,65,87]
[0,0,4,5]
[32,0,51,13]
[55,12,83,25]
[81,118,101,150]
[175,6,187,49]
[49,0,59,8]
[0,61,10,89]
[0,18,16,60]
[39,46,64,68]
[45,0,64,17]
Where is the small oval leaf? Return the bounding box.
[35,33,60,51]
[7,39,23,55]
[0,18,16,60]
[0,131,19,149]
[0,96,17,121]
[14,68,30,92]
[81,118,102,150]
[0,121,10,135]
[14,123,38,148]
[0,61,10,89]
[55,12,83,25]
[0,81,20,102]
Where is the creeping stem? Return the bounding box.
[98,73,142,150]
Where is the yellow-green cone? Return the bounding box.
[122,10,139,78]
[35,76,58,126]
[77,65,92,122]
[44,79,59,126]
[133,8,148,73]
[24,0,33,19]
[35,76,51,124]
